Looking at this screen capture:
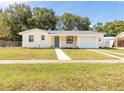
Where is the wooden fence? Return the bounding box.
[0,41,22,47]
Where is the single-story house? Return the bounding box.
[103,37,115,47]
[18,28,105,48]
[115,32,124,47]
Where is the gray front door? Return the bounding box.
[55,36,60,48]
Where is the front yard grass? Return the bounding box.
[0,63,124,90]
[0,47,57,60]
[62,49,117,60]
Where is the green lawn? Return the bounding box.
[62,49,117,60]
[0,63,124,90]
[0,47,57,60]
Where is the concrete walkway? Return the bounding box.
[55,48,71,60]
[0,60,124,64]
[88,49,124,60]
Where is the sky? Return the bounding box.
[0,1,124,25]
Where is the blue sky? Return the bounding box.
[0,1,124,25]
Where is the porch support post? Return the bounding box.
[59,36,63,48]
[115,38,118,47]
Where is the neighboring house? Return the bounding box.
[104,37,115,47]
[18,28,104,48]
[115,32,124,47]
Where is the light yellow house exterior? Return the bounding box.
[51,36,78,48]
[18,28,104,48]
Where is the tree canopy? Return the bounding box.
[29,7,57,30]
[61,13,91,30]
[0,3,92,40]
[94,21,124,36]
[0,3,123,41]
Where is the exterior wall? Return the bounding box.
[58,35,104,48]
[59,36,78,48]
[20,30,104,48]
[77,36,80,48]
[60,36,66,48]
[22,32,52,48]
[97,35,104,48]
[51,36,55,47]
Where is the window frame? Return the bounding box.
[66,36,73,44]
[99,38,101,42]
[29,35,34,42]
[41,35,45,40]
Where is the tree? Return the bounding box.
[93,22,104,32]
[56,16,64,31]
[94,20,124,36]
[4,3,32,40]
[61,13,81,30]
[0,12,11,40]
[0,3,93,41]
[81,16,91,30]
[61,13,91,31]
[30,7,57,30]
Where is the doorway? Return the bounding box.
[54,36,60,48]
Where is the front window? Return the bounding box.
[99,38,101,42]
[29,35,34,42]
[66,36,73,44]
[41,35,45,40]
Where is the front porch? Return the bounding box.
[52,36,78,48]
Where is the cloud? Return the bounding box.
[0,1,27,9]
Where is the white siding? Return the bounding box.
[98,35,104,48]
[22,31,52,48]
[19,29,104,49]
